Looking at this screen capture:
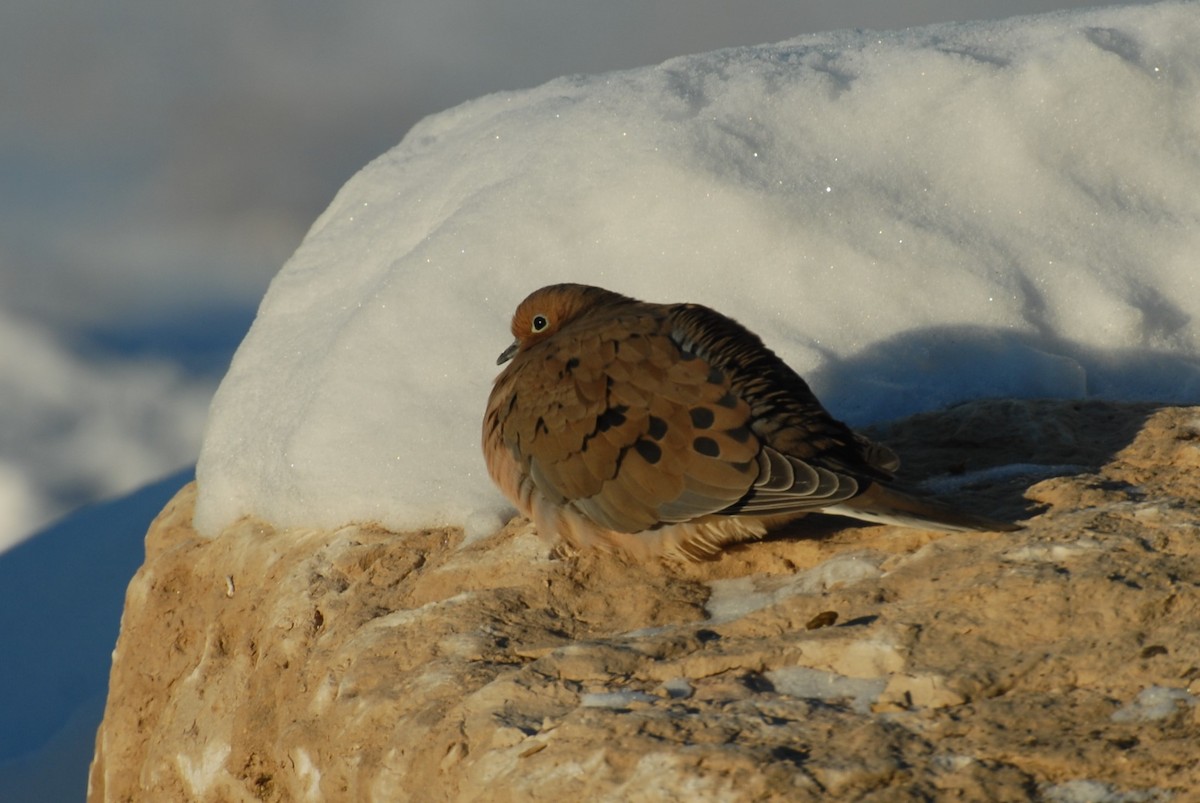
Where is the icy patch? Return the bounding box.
[1110,686,1196,723]
[1042,779,1165,803]
[580,691,659,709]
[706,552,884,623]
[1002,539,1104,563]
[766,667,886,714]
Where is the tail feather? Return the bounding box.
[823,483,1020,533]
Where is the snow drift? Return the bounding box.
[194,1,1200,539]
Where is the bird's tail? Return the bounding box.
[823,483,1021,533]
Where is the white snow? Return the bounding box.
[195,2,1200,541]
[706,553,886,623]
[0,312,212,552]
[1044,779,1166,802]
[1110,685,1197,722]
[579,690,661,708]
[0,0,1163,561]
[765,666,888,714]
[4,3,1200,799]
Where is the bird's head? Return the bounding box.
[497,283,631,364]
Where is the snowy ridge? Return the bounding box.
[195,2,1200,539]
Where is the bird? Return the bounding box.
[483,283,1018,561]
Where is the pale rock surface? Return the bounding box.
[91,401,1200,801]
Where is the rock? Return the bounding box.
[90,401,1200,801]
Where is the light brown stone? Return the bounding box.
[90,401,1200,801]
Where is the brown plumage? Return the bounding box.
[483,283,1017,561]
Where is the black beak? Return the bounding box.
[497,341,519,365]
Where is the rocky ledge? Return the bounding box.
[90,400,1200,801]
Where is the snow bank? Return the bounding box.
[194,2,1200,539]
[0,312,211,552]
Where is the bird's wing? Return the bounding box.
[494,308,760,531]
[493,303,892,531]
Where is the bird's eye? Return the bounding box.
[531,314,550,333]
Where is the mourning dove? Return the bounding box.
[483,283,1018,561]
